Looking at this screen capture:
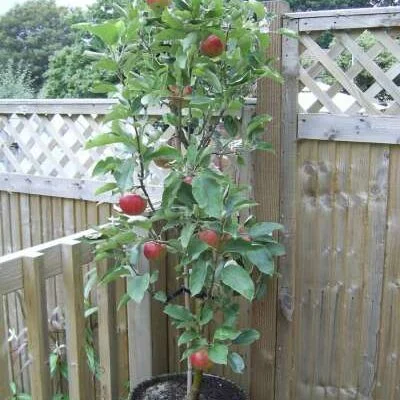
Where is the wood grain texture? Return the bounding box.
[0,294,10,398]
[251,2,289,400]
[276,15,299,400]
[22,253,51,400]
[62,241,89,400]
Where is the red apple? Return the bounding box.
[146,0,171,10]
[143,241,166,260]
[200,35,225,58]
[183,176,193,185]
[198,229,220,248]
[190,349,213,371]
[119,194,147,215]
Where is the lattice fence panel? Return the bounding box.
[299,28,400,115]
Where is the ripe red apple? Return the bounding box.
[198,229,220,248]
[119,194,147,215]
[143,241,166,260]
[200,35,225,58]
[190,349,213,371]
[146,0,171,10]
[183,176,193,185]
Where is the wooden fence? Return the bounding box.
[3,3,400,400]
[279,5,400,400]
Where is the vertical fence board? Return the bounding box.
[0,294,10,398]
[97,260,118,400]
[252,2,289,399]
[128,258,153,389]
[375,147,400,400]
[22,253,51,400]
[276,15,299,400]
[62,241,89,400]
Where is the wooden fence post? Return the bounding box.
[62,240,89,400]
[251,2,290,400]
[22,253,51,400]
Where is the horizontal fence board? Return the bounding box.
[0,173,163,204]
[0,231,94,294]
[286,6,400,31]
[298,114,400,144]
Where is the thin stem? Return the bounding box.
[131,116,156,212]
[184,265,193,393]
[187,369,203,400]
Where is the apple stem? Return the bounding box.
[187,369,203,400]
[184,265,193,393]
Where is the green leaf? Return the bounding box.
[223,303,240,327]
[199,305,213,325]
[84,306,98,318]
[49,352,58,377]
[214,327,240,341]
[189,261,208,296]
[95,182,117,196]
[267,242,286,256]
[232,329,260,345]
[99,265,131,284]
[127,273,150,303]
[221,261,255,301]
[202,69,223,92]
[114,159,135,192]
[146,145,181,162]
[186,237,208,262]
[246,114,272,136]
[150,270,159,284]
[86,133,126,149]
[209,343,228,365]
[246,247,274,275]
[91,82,117,94]
[180,223,196,249]
[228,352,245,374]
[224,116,241,137]
[178,330,199,346]
[76,20,124,46]
[192,175,224,218]
[249,222,284,239]
[154,291,167,303]
[164,304,194,321]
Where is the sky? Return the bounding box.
[0,0,96,14]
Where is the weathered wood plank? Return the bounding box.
[128,257,153,389]
[286,7,400,31]
[298,114,400,144]
[0,294,10,399]
[0,173,162,203]
[62,240,89,400]
[374,146,400,399]
[97,259,118,400]
[22,253,51,400]
[251,2,289,399]
[276,16,299,400]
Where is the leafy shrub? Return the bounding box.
[0,61,35,99]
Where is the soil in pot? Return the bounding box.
[131,373,247,400]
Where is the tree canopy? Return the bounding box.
[0,0,76,90]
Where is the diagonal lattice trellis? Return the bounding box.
[299,28,400,115]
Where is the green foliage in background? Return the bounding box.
[0,61,35,99]
[0,0,75,91]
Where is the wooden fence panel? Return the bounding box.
[280,6,400,400]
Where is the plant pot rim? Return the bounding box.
[130,372,248,400]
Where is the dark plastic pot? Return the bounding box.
[130,373,248,400]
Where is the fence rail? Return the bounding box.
[0,229,150,400]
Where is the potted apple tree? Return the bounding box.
[80,0,284,398]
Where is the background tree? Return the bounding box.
[42,0,126,98]
[0,61,35,99]
[0,0,75,91]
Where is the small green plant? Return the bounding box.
[0,61,35,99]
[79,0,285,398]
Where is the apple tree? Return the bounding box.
[81,0,285,398]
